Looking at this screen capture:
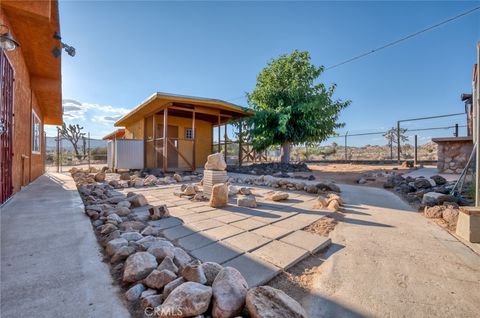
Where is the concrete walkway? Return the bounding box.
[304,184,480,317]
[1,173,129,318]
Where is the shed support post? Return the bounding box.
[218,115,221,153]
[224,123,227,163]
[192,110,196,171]
[238,122,243,167]
[163,107,168,172]
[153,114,157,168]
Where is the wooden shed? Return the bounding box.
[114,92,252,172]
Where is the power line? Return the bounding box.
[227,5,480,101]
[325,5,480,70]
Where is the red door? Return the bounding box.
[0,51,14,204]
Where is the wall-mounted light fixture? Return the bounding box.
[0,24,20,51]
[53,32,75,57]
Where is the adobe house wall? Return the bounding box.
[2,10,45,194]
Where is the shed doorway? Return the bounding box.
[156,125,179,169]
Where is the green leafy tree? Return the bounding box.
[246,50,350,163]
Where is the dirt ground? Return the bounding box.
[268,212,344,302]
[297,163,414,187]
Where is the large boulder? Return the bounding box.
[237,195,257,208]
[212,267,248,318]
[430,175,447,186]
[147,241,175,261]
[422,192,456,206]
[204,153,227,171]
[414,178,432,190]
[129,194,148,207]
[246,286,307,318]
[173,247,192,270]
[144,269,177,289]
[149,205,170,220]
[106,238,128,256]
[313,196,327,209]
[182,261,207,284]
[111,245,136,263]
[267,192,289,201]
[442,208,459,226]
[162,277,186,300]
[209,183,228,208]
[123,252,158,283]
[121,232,143,242]
[94,172,106,182]
[158,282,212,317]
[120,173,131,181]
[424,205,444,218]
[201,262,223,286]
[125,283,146,302]
[158,256,179,274]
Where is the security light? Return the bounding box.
[0,25,20,51]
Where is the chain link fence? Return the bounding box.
[45,132,108,172]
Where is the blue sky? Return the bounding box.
[47,1,480,146]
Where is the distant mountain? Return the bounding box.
[45,136,107,151]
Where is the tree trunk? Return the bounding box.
[280,142,291,164]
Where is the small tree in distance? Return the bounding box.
[246,50,350,163]
[58,123,86,160]
[383,127,408,157]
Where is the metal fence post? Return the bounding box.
[454,123,459,137]
[397,121,401,163]
[344,131,348,161]
[414,135,418,166]
[88,132,91,169]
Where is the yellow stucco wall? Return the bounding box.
[125,115,213,170]
[125,119,144,139]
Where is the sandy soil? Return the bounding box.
[296,163,413,187]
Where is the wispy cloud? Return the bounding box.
[48,99,132,139]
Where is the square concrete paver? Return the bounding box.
[162,224,198,240]
[280,230,332,253]
[214,213,249,224]
[191,241,243,264]
[230,218,267,231]
[180,213,212,224]
[223,253,282,287]
[177,232,217,251]
[251,240,308,269]
[272,213,323,230]
[203,225,245,240]
[252,224,294,239]
[168,207,196,217]
[223,232,272,252]
[148,217,183,230]
[190,205,215,213]
[189,219,225,231]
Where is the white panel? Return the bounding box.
[106,141,114,168]
[114,139,144,170]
